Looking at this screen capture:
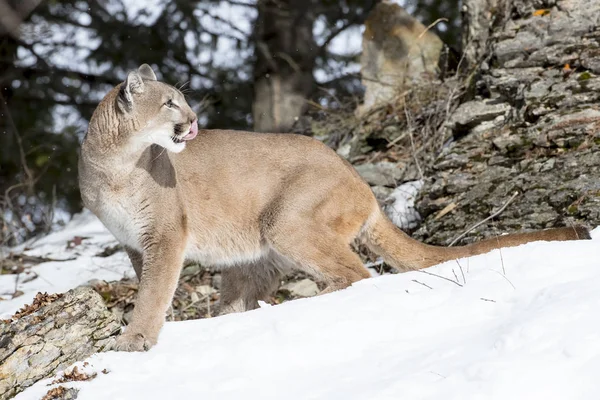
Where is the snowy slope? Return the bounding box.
[7,218,600,400]
[0,210,133,318]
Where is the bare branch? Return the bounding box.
[222,0,257,7]
[448,191,520,247]
[315,0,379,57]
[318,19,357,54]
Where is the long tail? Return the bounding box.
[362,210,591,271]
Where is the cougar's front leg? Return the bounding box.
[124,246,143,281]
[114,235,186,352]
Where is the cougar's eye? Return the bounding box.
[165,99,175,108]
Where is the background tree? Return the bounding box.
[252,0,378,132]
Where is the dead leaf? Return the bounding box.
[11,290,24,299]
[67,236,89,248]
[433,202,458,221]
[11,292,62,319]
[181,282,195,294]
[533,9,550,16]
[50,366,97,385]
[41,386,78,400]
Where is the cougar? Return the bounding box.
[79,64,590,351]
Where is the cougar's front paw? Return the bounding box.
[111,332,154,352]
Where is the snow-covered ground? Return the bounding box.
[3,214,600,399]
[0,211,133,317]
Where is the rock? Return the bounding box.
[371,186,394,204]
[336,143,352,159]
[196,285,216,297]
[448,100,511,132]
[181,264,201,277]
[211,274,222,290]
[280,279,319,298]
[123,309,134,325]
[357,0,443,115]
[354,162,404,187]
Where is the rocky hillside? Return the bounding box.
[414,0,600,245]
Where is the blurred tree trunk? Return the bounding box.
[252,0,316,132]
[0,0,41,37]
[0,32,19,178]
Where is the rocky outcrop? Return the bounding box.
[357,0,443,115]
[414,0,600,245]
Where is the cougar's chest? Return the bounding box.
[95,189,142,251]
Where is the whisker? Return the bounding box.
[178,80,191,91]
[150,146,167,163]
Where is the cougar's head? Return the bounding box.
[116,64,198,153]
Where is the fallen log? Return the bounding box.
[0,287,121,399]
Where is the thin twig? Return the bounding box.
[14,272,19,295]
[404,103,424,179]
[417,18,449,39]
[417,270,463,287]
[449,191,519,246]
[489,269,516,290]
[455,259,466,285]
[497,243,506,275]
[412,279,433,290]
[452,269,460,284]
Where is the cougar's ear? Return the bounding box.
[117,71,145,113]
[138,63,157,81]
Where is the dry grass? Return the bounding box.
[304,76,466,184]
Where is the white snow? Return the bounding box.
[3,214,600,399]
[385,180,424,231]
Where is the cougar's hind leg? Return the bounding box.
[267,222,370,293]
[218,256,283,315]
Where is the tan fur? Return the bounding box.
[79,65,590,352]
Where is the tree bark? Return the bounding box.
[252,0,316,132]
[460,0,506,67]
[0,287,120,400]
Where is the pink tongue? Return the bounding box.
[183,119,198,141]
